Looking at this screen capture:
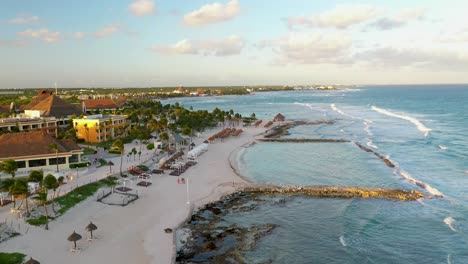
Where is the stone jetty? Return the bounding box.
[258,138,350,143]
[354,142,395,168]
[243,185,425,201]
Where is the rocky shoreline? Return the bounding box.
[176,183,425,263]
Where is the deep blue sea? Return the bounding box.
[167,85,468,263]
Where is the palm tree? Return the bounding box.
[112,139,124,176]
[28,170,44,189]
[0,159,18,178]
[34,190,49,230]
[10,179,29,216]
[43,174,58,214]
[49,143,59,173]
[0,178,15,206]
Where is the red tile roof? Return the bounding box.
[83,99,118,110]
[22,90,53,110]
[28,95,82,117]
[0,130,81,159]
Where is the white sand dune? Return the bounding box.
[0,125,264,264]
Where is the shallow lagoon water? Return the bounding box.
[172,85,468,263]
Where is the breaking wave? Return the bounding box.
[396,168,444,197]
[371,106,432,137]
[339,235,347,247]
[443,217,457,232]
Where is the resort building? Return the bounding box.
[73,114,130,143]
[0,130,83,177]
[0,117,59,137]
[22,91,82,118]
[82,99,118,113]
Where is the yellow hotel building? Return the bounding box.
[73,114,130,143]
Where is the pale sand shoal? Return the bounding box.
[0,125,264,264]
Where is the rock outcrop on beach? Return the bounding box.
[176,184,425,263]
[263,120,334,138]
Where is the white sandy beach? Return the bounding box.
[0,125,265,264]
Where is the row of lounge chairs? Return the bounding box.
[160,151,184,170]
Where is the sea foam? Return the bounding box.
[397,169,444,197]
[339,235,347,247]
[371,106,432,137]
[444,217,457,232]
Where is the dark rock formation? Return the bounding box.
[258,138,350,143]
[263,120,334,138]
[244,185,425,201]
[355,142,395,168]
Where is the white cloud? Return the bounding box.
[354,47,468,70]
[152,39,196,54]
[259,33,353,65]
[370,8,425,30]
[151,35,245,56]
[74,32,86,39]
[129,0,155,17]
[287,5,377,29]
[184,0,240,26]
[8,14,40,24]
[94,24,121,38]
[435,25,468,43]
[17,28,61,43]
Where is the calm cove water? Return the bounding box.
[168,85,468,263]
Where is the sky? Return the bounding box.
[1,0,468,88]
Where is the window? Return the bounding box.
[29,159,46,167]
[16,161,26,168]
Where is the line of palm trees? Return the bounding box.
[0,169,62,230]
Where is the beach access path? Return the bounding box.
[0,125,264,264]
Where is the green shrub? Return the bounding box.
[0,252,26,264]
[26,215,49,226]
[137,165,149,172]
[108,149,121,154]
[147,143,155,150]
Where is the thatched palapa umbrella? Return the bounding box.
[68,231,82,249]
[86,221,98,239]
[107,161,114,174]
[25,257,40,264]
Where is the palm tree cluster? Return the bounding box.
[0,169,59,230]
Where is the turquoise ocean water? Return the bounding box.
[167,85,468,263]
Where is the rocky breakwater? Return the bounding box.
[244,185,425,201]
[259,138,349,143]
[355,142,395,168]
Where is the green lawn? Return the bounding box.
[26,177,117,226]
[0,253,26,264]
[82,147,97,156]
